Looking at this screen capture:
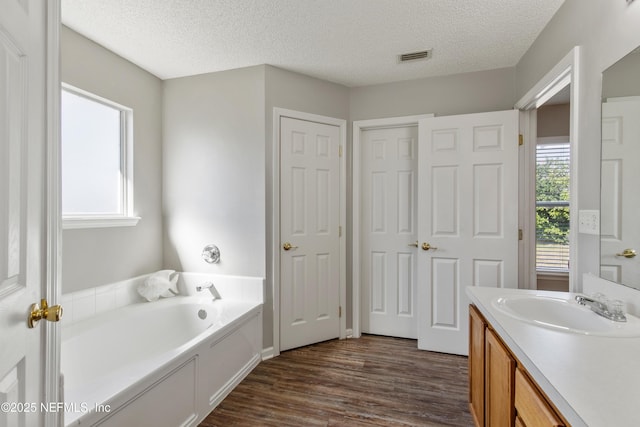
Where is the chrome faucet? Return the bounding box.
[196,282,214,292]
[196,282,221,299]
[575,294,626,322]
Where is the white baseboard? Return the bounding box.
[261,346,275,361]
[345,328,353,338]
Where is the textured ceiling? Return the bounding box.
[61,0,565,87]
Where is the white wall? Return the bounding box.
[537,103,570,138]
[516,0,640,291]
[61,26,164,293]
[602,49,640,98]
[162,66,266,279]
[350,67,516,120]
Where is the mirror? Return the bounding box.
[601,46,640,290]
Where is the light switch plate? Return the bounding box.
[578,210,599,235]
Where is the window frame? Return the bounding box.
[61,83,139,229]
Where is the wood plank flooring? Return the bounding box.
[200,335,473,426]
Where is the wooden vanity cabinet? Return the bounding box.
[469,304,568,427]
[469,304,486,426]
[515,368,564,427]
[485,328,516,426]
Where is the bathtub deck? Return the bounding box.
[200,334,472,426]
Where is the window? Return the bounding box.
[61,85,138,228]
[535,141,570,272]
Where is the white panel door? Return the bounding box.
[601,98,640,284]
[417,110,519,355]
[361,126,418,338]
[0,1,49,426]
[280,117,341,351]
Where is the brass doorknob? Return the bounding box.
[422,242,438,251]
[283,242,299,251]
[28,299,63,328]
[616,249,637,258]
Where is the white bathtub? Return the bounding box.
[62,275,263,426]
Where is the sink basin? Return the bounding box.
[492,295,640,337]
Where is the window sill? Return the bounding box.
[536,270,569,278]
[62,215,141,230]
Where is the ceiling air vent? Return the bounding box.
[398,49,432,63]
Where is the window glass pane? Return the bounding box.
[61,90,122,215]
[536,143,570,271]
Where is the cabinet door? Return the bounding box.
[469,305,487,426]
[486,329,515,427]
[515,368,565,427]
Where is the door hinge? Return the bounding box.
[339,146,343,157]
[518,134,524,146]
[339,226,342,237]
[518,228,523,240]
[339,306,342,318]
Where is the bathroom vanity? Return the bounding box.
[467,287,640,427]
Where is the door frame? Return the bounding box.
[351,114,433,339]
[271,108,347,356]
[515,46,581,291]
[45,2,63,426]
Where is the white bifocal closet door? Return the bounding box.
[361,126,419,339]
[417,110,519,355]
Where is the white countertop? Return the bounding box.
[466,287,640,427]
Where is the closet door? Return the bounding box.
[280,116,341,351]
[360,125,419,338]
[417,110,519,355]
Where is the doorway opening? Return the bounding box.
[515,47,580,292]
[535,90,571,292]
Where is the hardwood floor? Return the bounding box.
[200,335,474,426]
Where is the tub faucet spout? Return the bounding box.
[196,282,220,299]
[196,282,214,292]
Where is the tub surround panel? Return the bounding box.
[60,275,147,325]
[179,272,264,303]
[61,273,264,326]
[61,274,144,325]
